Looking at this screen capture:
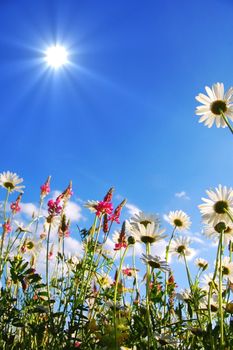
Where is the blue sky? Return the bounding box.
[1,0,233,285]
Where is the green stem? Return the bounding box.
[164,227,176,319]
[221,111,233,135]
[114,245,129,350]
[146,242,151,350]
[219,230,224,349]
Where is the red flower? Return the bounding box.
[40,176,51,198]
[109,199,126,224]
[95,201,113,217]
[10,193,22,214]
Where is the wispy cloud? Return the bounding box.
[125,203,140,217]
[175,191,190,200]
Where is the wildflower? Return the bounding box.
[200,273,218,292]
[203,221,233,246]
[167,210,191,231]
[95,201,113,217]
[103,213,109,233]
[175,288,192,302]
[58,181,73,201]
[220,257,233,283]
[40,176,51,198]
[128,221,166,244]
[200,293,219,312]
[141,253,171,272]
[10,193,22,214]
[96,273,113,289]
[195,258,209,270]
[47,198,62,216]
[154,332,179,347]
[113,222,127,250]
[169,236,192,259]
[3,219,12,233]
[103,187,114,202]
[58,214,70,238]
[84,200,99,213]
[199,185,233,226]
[122,265,138,277]
[14,221,32,233]
[0,171,24,193]
[109,199,126,224]
[130,211,160,228]
[48,244,54,260]
[21,239,36,253]
[195,83,233,128]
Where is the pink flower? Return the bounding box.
[114,242,127,251]
[74,341,81,348]
[103,187,114,202]
[95,201,113,217]
[109,199,126,224]
[40,176,51,198]
[3,220,12,233]
[47,198,62,215]
[10,193,22,214]
[58,181,73,201]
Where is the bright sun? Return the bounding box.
[45,45,68,69]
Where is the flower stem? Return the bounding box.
[219,230,224,349]
[114,245,128,350]
[146,242,151,350]
[221,111,233,135]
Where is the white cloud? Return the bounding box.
[125,203,140,217]
[175,191,190,200]
[64,201,85,222]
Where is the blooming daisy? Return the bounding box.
[200,273,218,292]
[195,258,208,270]
[220,257,233,283]
[167,210,191,231]
[0,171,24,193]
[203,222,233,246]
[169,236,192,259]
[195,83,233,128]
[130,211,160,228]
[128,221,166,244]
[83,200,99,213]
[141,253,171,272]
[199,185,233,226]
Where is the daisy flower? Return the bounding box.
[203,222,233,246]
[169,236,192,259]
[195,258,209,270]
[199,185,233,226]
[130,211,160,228]
[128,221,166,244]
[220,257,233,283]
[200,273,218,292]
[167,210,191,231]
[0,171,24,193]
[195,83,233,128]
[141,253,171,272]
[83,200,99,213]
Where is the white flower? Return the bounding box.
[169,236,192,259]
[0,171,25,193]
[195,83,233,128]
[167,210,191,231]
[203,222,233,246]
[83,200,99,213]
[127,221,166,244]
[200,273,218,292]
[220,257,233,283]
[195,258,208,270]
[130,211,160,228]
[96,273,113,289]
[199,185,233,226]
[141,253,171,272]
